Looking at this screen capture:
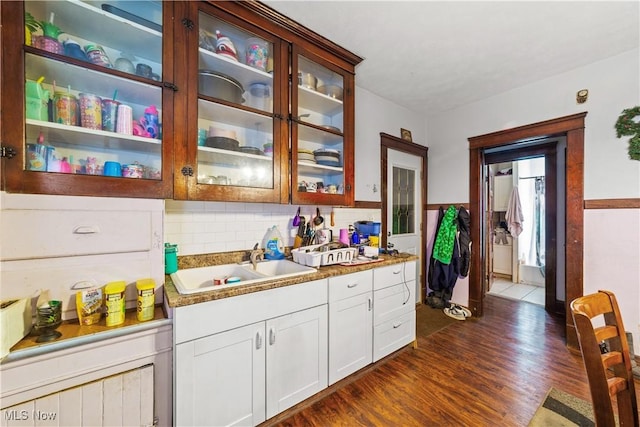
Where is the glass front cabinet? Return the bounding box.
[1,1,361,205]
[1,0,174,198]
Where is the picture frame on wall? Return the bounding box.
[401,128,412,142]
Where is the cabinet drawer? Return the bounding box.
[328,270,373,302]
[373,261,416,291]
[373,281,414,326]
[0,210,152,261]
[373,311,416,362]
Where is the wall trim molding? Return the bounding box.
[426,203,470,211]
[354,201,382,209]
[584,198,640,209]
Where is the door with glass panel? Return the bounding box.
[291,46,354,206]
[386,148,422,303]
[176,2,287,202]
[2,1,173,198]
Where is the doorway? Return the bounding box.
[484,141,563,313]
[467,112,586,350]
[380,132,428,303]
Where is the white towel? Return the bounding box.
[506,186,524,237]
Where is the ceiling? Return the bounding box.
[262,1,640,116]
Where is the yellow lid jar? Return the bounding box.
[136,278,156,322]
[104,281,126,326]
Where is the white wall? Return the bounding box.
[425,49,640,353]
[427,49,640,203]
[354,87,426,202]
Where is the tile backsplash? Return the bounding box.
[164,200,381,256]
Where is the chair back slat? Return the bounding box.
[571,290,638,427]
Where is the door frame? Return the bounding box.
[380,132,428,302]
[468,112,586,350]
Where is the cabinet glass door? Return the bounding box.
[22,1,165,184]
[194,10,276,193]
[292,52,350,205]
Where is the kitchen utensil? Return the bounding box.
[293,207,301,226]
[136,63,153,78]
[298,71,317,90]
[297,216,306,237]
[313,207,324,226]
[331,209,335,226]
[204,136,240,151]
[103,161,122,177]
[114,57,135,73]
[317,84,343,100]
[215,30,238,61]
[198,70,245,104]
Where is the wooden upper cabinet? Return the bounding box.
[1,0,175,198]
[1,1,361,204]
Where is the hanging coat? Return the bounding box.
[432,205,458,264]
[456,206,472,278]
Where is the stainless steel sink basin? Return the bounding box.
[170,259,317,294]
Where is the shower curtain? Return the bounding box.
[520,176,545,270]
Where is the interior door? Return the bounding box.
[386,148,422,303]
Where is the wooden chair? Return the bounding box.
[571,290,639,426]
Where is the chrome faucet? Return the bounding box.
[249,242,264,270]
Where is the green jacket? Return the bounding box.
[432,205,458,265]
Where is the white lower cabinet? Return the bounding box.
[175,322,266,427]
[174,279,328,427]
[173,263,418,426]
[373,261,417,362]
[266,305,328,418]
[328,270,373,385]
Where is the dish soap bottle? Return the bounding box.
[262,225,285,260]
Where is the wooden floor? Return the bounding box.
[264,295,606,426]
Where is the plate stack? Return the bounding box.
[314,149,341,166]
[298,149,315,163]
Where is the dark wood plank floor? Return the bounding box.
[264,295,602,427]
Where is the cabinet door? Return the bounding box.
[173,2,288,202]
[266,305,328,418]
[328,291,373,385]
[291,46,355,206]
[175,322,266,427]
[493,242,513,275]
[493,175,513,211]
[1,1,173,198]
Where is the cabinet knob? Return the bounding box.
[269,327,276,345]
[256,331,263,350]
[181,166,194,177]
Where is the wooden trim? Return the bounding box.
[584,198,640,209]
[380,133,428,302]
[216,1,363,67]
[468,112,587,352]
[468,112,588,150]
[354,201,382,209]
[426,203,470,211]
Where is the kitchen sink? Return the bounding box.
[170,259,317,295]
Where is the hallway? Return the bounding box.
[488,277,545,306]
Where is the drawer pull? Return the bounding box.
[73,226,100,234]
[393,321,403,329]
[392,269,401,274]
[347,283,358,288]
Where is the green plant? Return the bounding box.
[615,106,640,161]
